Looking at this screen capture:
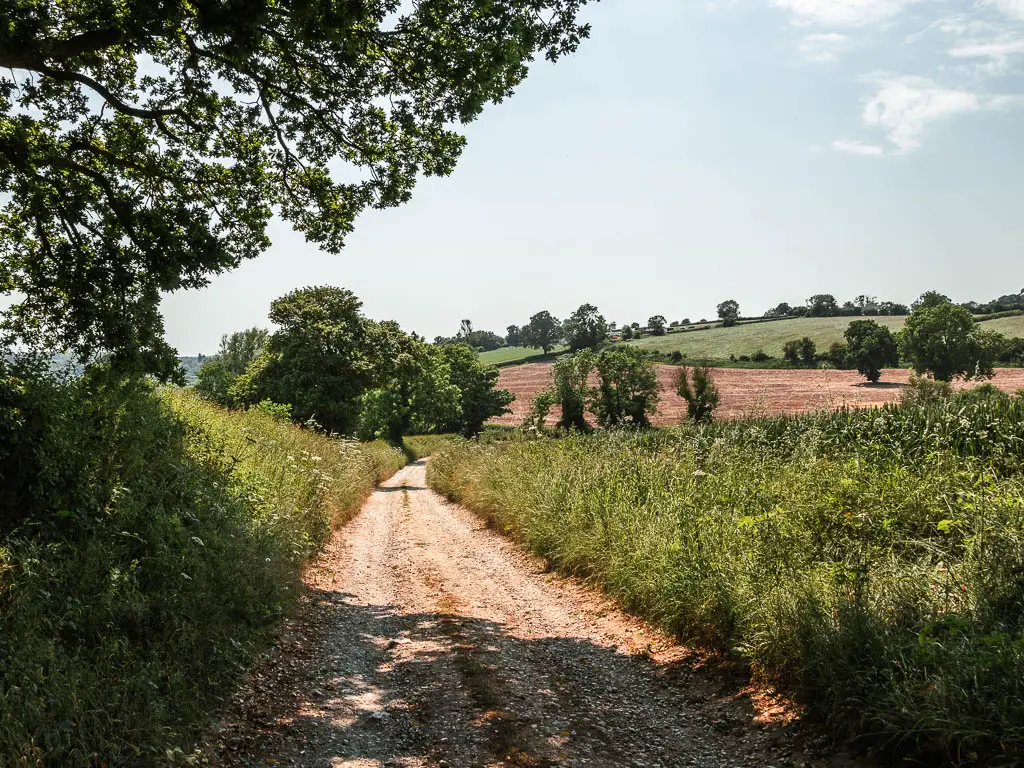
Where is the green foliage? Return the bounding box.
[194,327,270,406]
[647,315,667,336]
[675,364,720,424]
[620,324,635,340]
[807,293,839,317]
[591,347,661,428]
[782,339,802,363]
[914,290,953,310]
[436,344,514,437]
[357,329,460,443]
[522,310,563,354]
[826,341,850,368]
[218,327,270,375]
[402,434,461,462]
[427,391,1024,762]
[194,357,234,405]
[252,399,292,421]
[899,300,999,382]
[716,299,740,327]
[0,1,593,376]
[527,351,595,433]
[564,303,609,352]
[799,336,816,364]
[844,319,899,382]
[782,337,817,366]
[236,286,372,434]
[0,367,404,765]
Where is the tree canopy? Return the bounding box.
[844,319,898,383]
[564,303,608,351]
[0,0,593,377]
[522,310,562,354]
[899,299,999,382]
[716,300,739,327]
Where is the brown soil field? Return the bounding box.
[492,364,1024,427]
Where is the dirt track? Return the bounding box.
[492,364,1024,427]
[210,461,855,768]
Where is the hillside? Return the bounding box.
[478,344,568,366]
[480,315,1024,368]
[624,316,904,360]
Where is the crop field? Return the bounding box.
[492,362,1024,426]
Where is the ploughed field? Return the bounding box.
[492,363,1024,426]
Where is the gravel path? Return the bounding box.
[210,461,862,768]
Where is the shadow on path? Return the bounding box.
[210,584,842,768]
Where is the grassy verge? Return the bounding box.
[426,389,1024,764]
[403,434,460,461]
[0,374,404,766]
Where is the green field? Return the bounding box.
[478,344,567,366]
[624,316,904,359]
[978,313,1024,337]
[624,314,1024,360]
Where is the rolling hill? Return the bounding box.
[624,314,1024,361]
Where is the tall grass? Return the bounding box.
[0,376,404,766]
[427,388,1024,764]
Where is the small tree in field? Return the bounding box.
[591,348,661,428]
[526,351,595,432]
[565,304,609,351]
[717,300,740,328]
[783,340,802,364]
[899,301,999,382]
[648,315,667,336]
[676,364,720,424]
[844,320,899,382]
[799,337,817,365]
[522,311,562,355]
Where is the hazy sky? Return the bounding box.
[163,0,1024,355]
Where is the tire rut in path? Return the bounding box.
[211,460,857,768]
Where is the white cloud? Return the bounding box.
[771,0,919,27]
[860,75,982,152]
[799,32,854,60]
[832,138,886,154]
[837,75,1024,154]
[949,37,1024,74]
[988,0,1024,21]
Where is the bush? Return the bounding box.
[0,370,404,765]
[751,349,771,362]
[591,347,661,428]
[675,364,720,424]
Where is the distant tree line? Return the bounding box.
[770,292,1017,382]
[429,288,1024,360]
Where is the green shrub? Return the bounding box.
[675,364,720,424]
[0,371,404,766]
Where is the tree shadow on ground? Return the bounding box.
[207,586,857,768]
[852,382,907,390]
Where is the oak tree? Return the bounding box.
[0,0,593,377]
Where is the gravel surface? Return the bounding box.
[208,461,868,768]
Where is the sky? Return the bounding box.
[162,0,1024,355]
